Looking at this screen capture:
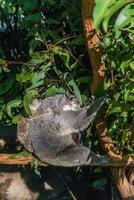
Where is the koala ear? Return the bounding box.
[30,98,41,113]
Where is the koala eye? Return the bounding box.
[68,97,74,101]
[68,96,79,105]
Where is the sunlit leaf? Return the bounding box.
[16,72,35,83]
[12,115,20,124]
[45,85,57,97]
[93,0,133,32]
[93,0,115,30]
[27,71,45,91]
[23,90,37,115]
[103,0,131,32]
[0,58,6,65]
[68,79,82,104]
[114,3,134,31]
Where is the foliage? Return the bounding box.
[94,0,134,155]
[0,0,91,125]
[0,0,133,158]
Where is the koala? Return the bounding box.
[17,94,106,167]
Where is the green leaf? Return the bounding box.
[23,90,37,115]
[72,35,85,46]
[124,91,134,102]
[31,159,41,177]
[0,78,15,95]
[122,131,132,144]
[56,87,66,94]
[54,48,71,70]
[130,61,134,70]
[93,0,133,32]
[0,97,4,107]
[109,116,127,135]
[27,71,45,91]
[23,2,37,11]
[109,106,122,114]
[95,84,105,97]
[68,79,82,104]
[16,71,35,83]
[6,99,22,117]
[12,115,20,124]
[45,85,57,97]
[93,167,102,173]
[114,3,134,31]
[45,19,60,25]
[29,50,47,59]
[24,13,41,23]
[10,150,31,158]
[93,177,107,190]
[107,101,122,115]
[0,58,6,65]
[120,60,130,74]
[93,0,115,30]
[77,76,91,84]
[103,0,132,32]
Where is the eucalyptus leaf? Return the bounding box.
[12,115,20,124]
[45,85,57,97]
[0,78,15,95]
[103,0,131,32]
[68,79,82,104]
[23,2,37,11]
[93,177,107,190]
[114,3,134,31]
[6,99,22,117]
[16,72,35,83]
[93,0,115,30]
[27,71,45,91]
[23,90,37,115]
[0,58,6,65]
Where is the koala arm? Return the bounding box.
[73,96,106,131]
[47,145,100,167]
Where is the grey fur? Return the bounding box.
[17,94,106,166]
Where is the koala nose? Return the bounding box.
[68,97,79,105]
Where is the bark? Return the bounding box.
[0,153,46,166]
[81,0,134,199]
[0,153,134,167]
[81,0,105,94]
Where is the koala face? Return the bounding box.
[51,94,80,111]
[29,94,81,116]
[62,95,80,111]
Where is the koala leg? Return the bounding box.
[38,145,100,167]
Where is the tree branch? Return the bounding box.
[0,153,134,167]
[0,153,46,166]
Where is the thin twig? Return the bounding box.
[56,172,78,200]
[54,35,76,46]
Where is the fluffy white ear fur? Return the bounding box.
[30,99,41,112]
[63,104,80,111]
